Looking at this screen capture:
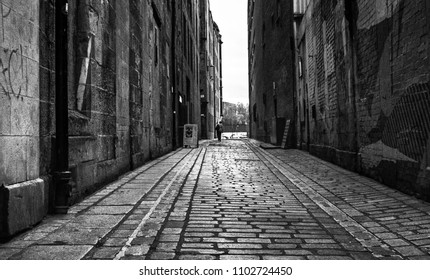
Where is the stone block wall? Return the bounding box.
[0,0,48,238]
[0,0,40,187]
[65,0,177,203]
[2,0,206,238]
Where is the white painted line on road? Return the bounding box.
[114,149,199,260]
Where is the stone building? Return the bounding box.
[294,0,430,199]
[248,0,295,146]
[1,0,217,238]
[174,0,201,145]
[199,0,223,140]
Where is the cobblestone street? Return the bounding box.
[1,140,430,260]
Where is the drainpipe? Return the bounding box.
[219,35,223,117]
[54,0,71,214]
[171,0,177,148]
[212,30,216,132]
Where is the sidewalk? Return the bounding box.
[0,139,429,260]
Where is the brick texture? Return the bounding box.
[248,0,295,146]
[295,0,430,200]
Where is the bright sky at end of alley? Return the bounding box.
[210,0,248,106]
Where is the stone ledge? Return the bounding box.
[0,178,50,239]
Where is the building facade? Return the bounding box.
[294,0,430,200]
[174,0,201,145]
[1,0,220,238]
[248,0,295,146]
[199,0,223,140]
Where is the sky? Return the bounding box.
[209,0,249,105]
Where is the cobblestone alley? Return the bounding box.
[1,140,430,260]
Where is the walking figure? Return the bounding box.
[215,121,223,142]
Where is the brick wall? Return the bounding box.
[248,0,295,146]
[296,0,430,200]
[355,0,430,198]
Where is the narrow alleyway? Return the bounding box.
[1,140,430,260]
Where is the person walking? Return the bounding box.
[215,121,223,142]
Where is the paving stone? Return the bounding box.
[179,255,217,260]
[10,245,92,260]
[150,252,175,260]
[0,240,36,249]
[184,232,216,238]
[220,255,260,260]
[263,255,306,260]
[159,235,181,242]
[283,249,312,255]
[394,246,426,257]
[0,248,21,259]
[300,243,341,249]
[203,238,234,243]
[180,249,225,255]
[316,249,349,256]
[384,239,410,247]
[304,238,337,244]
[307,255,353,260]
[37,225,110,245]
[182,243,215,249]
[227,249,283,255]
[157,242,179,251]
[91,247,122,259]
[268,244,298,249]
[85,206,134,215]
[218,243,263,249]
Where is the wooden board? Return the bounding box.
[281,119,291,148]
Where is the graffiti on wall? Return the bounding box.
[0,45,27,98]
[0,4,28,98]
[357,0,429,169]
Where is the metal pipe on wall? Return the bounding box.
[54,0,71,214]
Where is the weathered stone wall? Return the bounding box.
[199,0,215,139]
[248,0,295,146]
[0,1,40,187]
[67,0,126,202]
[65,0,177,203]
[296,0,430,200]
[0,0,48,238]
[1,0,210,238]
[174,0,201,146]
